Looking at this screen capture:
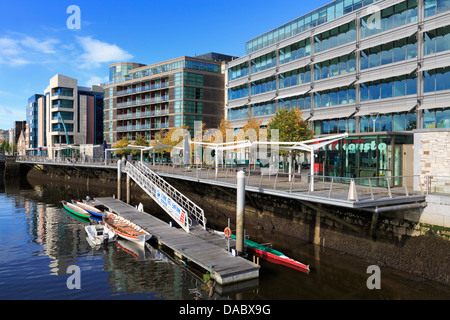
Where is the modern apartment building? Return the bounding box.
[26,94,44,155]
[225,0,450,183]
[103,53,236,145]
[43,74,104,157]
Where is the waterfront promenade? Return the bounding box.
[17,156,427,212]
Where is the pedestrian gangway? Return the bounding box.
[125,161,206,233]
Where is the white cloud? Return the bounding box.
[84,75,109,87]
[21,36,59,54]
[77,36,133,69]
[0,34,59,67]
[0,105,25,129]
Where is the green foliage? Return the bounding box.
[267,107,314,143]
[113,137,130,156]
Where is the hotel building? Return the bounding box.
[225,0,450,184]
[102,53,235,145]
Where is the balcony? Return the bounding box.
[117,82,169,96]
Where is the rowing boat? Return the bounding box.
[103,211,151,246]
[72,200,103,218]
[61,200,91,219]
[243,237,310,273]
[211,229,310,273]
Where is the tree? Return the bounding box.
[157,125,190,153]
[242,110,263,142]
[267,107,314,143]
[131,135,149,156]
[113,136,130,157]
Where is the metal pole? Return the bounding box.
[117,159,122,200]
[126,173,131,204]
[310,146,315,192]
[236,170,245,256]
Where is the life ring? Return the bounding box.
[224,227,232,238]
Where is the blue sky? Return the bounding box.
[0,0,330,130]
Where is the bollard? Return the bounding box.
[236,170,246,255]
[117,160,122,200]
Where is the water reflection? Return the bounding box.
[0,175,449,300]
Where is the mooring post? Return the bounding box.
[126,173,131,204]
[236,170,246,255]
[117,160,122,200]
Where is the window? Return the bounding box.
[279,38,311,65]
[360,73,416,101]
[315,21,356,53]
[314,85,356,108]
[279,94,311,110]
[314,53,356,80]
[52,87,73,97]
[228,106,250,120]
[251,77,276,95]
[424,26,450,56]
[423,67,450,93]
[361,0,417,38]
[52,99,73,108]
[424,0,450,18]
[423,108,450,128]
[279,67,311,89]
[228,84,249,100]
[251,52,276,74]
[361,35,417,70]
[229,62,249,81]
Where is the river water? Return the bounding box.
[0,175,448,301]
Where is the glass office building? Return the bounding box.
[226,0,450,180]
[103,53,236,145]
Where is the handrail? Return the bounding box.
[135,161,206,230]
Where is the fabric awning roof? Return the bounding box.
[356,65,417,84]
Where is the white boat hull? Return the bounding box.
[85,224,116,246]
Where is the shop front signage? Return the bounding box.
[319,139,387,152]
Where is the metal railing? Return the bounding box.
[143,163,437,204]
[16,156,450,199]
[134,161,206,231]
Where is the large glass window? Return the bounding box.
[228,62,249,81]
[424,0,450,18]
[279,38,311,65]
[52,99,73,108]
[423,108,450,128]
[228,106,250,120]
[314,53,356,80]
[251,76,276,95]
[279,94,311,110]
[252,101,277,117]
[251,52,276,74]
[361,0,417,38]
[52,87,73,97]
[315,21,356,53]
[314,85,356,108]
[424,26,450,55]
[279,67,311,89]
[228,84,249,100]
[360,35,417,70]
[360,73,416,101]
[360,111,416,132]
[423,67,450,93]
[314,117,356,135]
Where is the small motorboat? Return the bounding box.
[103,211,151,246]
[61,200,91,219]
[85,224,117,247]
[72,200,103,218]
